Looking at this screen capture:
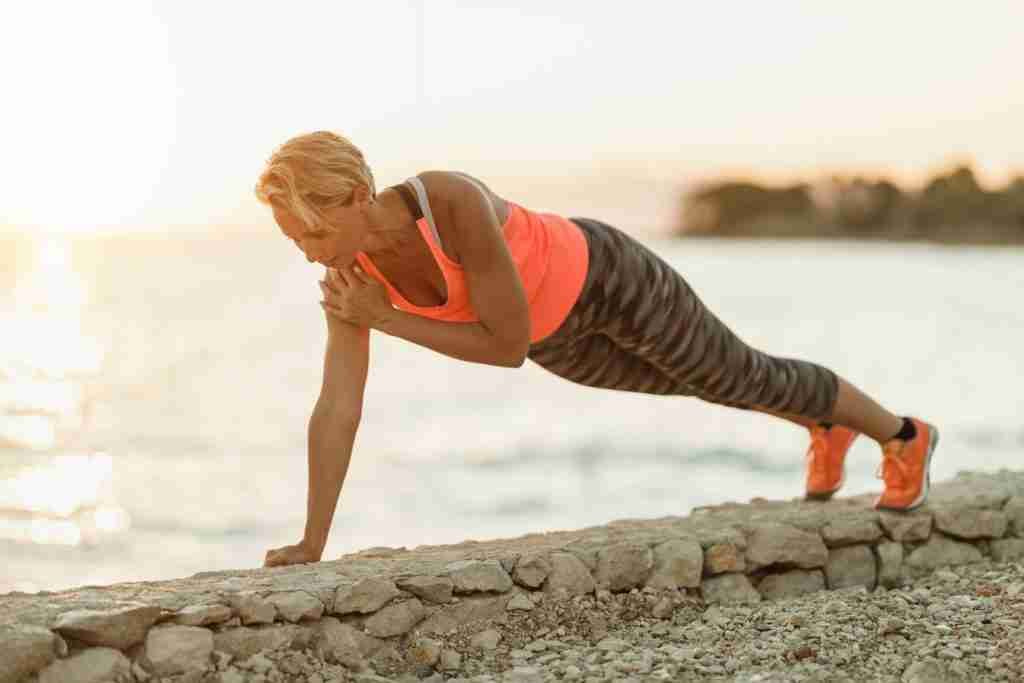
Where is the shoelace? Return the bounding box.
[876,442,909,489]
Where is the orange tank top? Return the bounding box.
[354,177,589,343]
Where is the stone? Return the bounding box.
[213,625,301,659]
[701,573,761,605]
[879,511,932,541]
[901,658,966,682]
[228,592,276,625]
[333,578,402,615]
[821,519,883,547]
[512,554,552,589]
[934,508,1008,540]
[543,552,596,596]
[212,651,232,669]
[143,625,214,677]
[365,598,426,637]
[355,674,396,683]
[396,575,454,604]
[877,542,905,587]
[438,648,462,671]
[744,523,828,571]
[758,569,826,600]
[417,594,510,633]
[446,559,514,594]
[52,603,162,650]
[645,539,702,589]
[1004,496,1024,536]
[990,538,1024,561]
[266,591,324,622]
[37,647,131,683]
[595,543,654,592]
[507,593,534,611]
[506,666,543,683]
[826,545,877,590]
[132,660,151,681]
[906,534,984,571]
[174,603,234,626]
[408,637,442,666]
[314,617,380,668]
[703,543,745,574]
[470,628,502,650]
[565,546,599,572]
[239,652,273,672]
[0,625,60,683]
[651,596,675,619]
[596,637,630,652]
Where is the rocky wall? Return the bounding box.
[3,469,1024,683]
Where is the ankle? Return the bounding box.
[885,417,916,442]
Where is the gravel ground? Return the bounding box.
[205,559,1024,683]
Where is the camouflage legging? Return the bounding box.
[527,217,840,420]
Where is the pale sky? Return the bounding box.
[2,1,1022,234]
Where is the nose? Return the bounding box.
[305,252,315,263]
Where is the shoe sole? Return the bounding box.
[804,432,859,501]
[876,423,939,512]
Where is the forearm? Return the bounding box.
[376,309,526,367]
[302,407,359,557]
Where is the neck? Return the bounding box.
[363,186,420,256]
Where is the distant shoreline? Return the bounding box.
[675,164,1024,245]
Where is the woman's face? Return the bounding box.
[272,195,369,269]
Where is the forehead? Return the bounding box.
[271,202,312,239]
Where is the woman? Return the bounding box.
[255,131,938,568]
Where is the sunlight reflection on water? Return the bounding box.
[0,235,128,549]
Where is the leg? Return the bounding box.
[558,218,841,420]
[530,217,902,444]
[748,376,902,444]
[824,376,903,445]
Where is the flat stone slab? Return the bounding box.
[2,468,1023,683]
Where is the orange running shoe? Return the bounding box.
[804,424,860,500]
[874,418,939,511]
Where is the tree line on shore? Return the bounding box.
[676,165,1024,243]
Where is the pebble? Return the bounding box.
[12,551,1024,683]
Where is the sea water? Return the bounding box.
[1,228,1021,594]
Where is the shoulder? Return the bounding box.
[412,169,487,201]
[414,170,509,225]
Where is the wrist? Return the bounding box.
[300,535,326,559]
[374,306,400,331]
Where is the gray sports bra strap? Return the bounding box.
[405,176,443,249]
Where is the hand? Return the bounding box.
[264,540,322,568]
[320,265,393,328]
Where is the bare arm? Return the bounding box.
[375,313,525,367]
[265,314,369,566]
[323,171,531,367]
[304,315,369,556]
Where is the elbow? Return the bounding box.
[499,353,526,368]
[498,338,530,368]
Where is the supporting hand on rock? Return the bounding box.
[263,541,321,568]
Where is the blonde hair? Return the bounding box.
[254,131,377,230]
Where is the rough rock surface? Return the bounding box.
[4,469,1024,682]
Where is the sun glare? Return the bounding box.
[0,235,128,547]
[1,3,177,234]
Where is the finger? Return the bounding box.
[319,280,340,297]
[320,301,350,319]
[335,266,356,288]
[350,263,369,283]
